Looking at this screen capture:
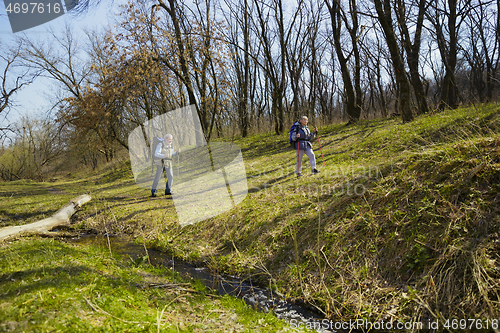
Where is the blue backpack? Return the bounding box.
[289,121,300,146]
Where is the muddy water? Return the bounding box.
[70,234,339,333]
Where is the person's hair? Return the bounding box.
[164,134,173,139]
[300,116,308,121]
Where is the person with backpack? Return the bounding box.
[151,134,180,197]
[290,116,320,177]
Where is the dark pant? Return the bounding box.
[151,165,173,194]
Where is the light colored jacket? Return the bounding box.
[154,139,178,168]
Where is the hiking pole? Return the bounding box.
[296,138,300,177]
[315,128,326,168]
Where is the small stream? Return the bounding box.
[70,234,340,333]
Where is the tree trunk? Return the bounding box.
[430,0,460,110]
[157,0,205,145]
[325,0,360,124]
[396,0,429,115]
[374,0,413,122]
[0,195,91,242]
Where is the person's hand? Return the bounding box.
[176,148,181,153]
[296,133,301,138]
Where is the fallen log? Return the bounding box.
[0,194,91,242]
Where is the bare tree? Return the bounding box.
[223,0,252,136]
[325,0,363,123]
[0,115,64,181]
[395,0,429,115]
[304,0,332,121]
[363,34,390,117]
[462,0,499,103]
[152,0,205,142]
[286,3,308,121]
[0,40,38,136]
[251,0,304,134]
[20,26,92,103]
[426,0,472,110]
[20,26,128,161]
[147,0,232,143]
[373,0,414,122]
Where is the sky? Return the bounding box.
[0,0,126,130]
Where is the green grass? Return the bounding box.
[1,102,500,331]
[0,238,295,332]
[151,103,500,328]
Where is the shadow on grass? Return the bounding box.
[409,107,500,148]
[0,240,141,304]
[0,265,95,299]
[0,186,51,198]
[0,209,57,227]
[92,180,136,193]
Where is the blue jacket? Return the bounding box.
[291,123,316,150]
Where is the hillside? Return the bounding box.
[2,103,500,331]
[165,103,500,326]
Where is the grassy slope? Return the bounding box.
[0,238,293,332]
[1,103,500,330]
[153,103,500,327]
